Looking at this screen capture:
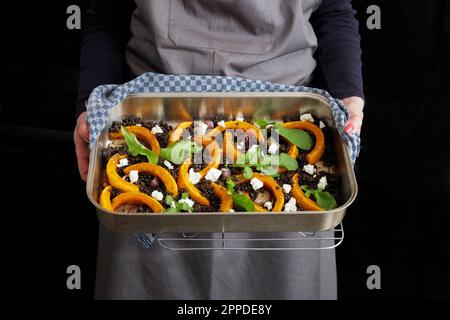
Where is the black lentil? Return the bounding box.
[196,180,221,211]
[137,172,167,196]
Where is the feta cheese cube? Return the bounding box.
[179,198,195,208]
[300,113,315,123]
[319,121,326,129]
[236,112,244,121]
[188,168,201,185]
[284,198,297,212]
[250,177,264,190]
[303,164,316,175]
[318,176,328,190]
[194,121,209,136]
[282,184,292,194]
[218,120,226,128]
[117,158,129,168]
[268,143,279,155]
[151,190,164,201]
[205,168,222,182]
[151,124,164,134]
[164,160,174,170]
[263,201,273,210]
[128,170,139,183]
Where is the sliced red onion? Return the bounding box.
[150,177,160,188]
[204,120,215,129]
[221,168,232,177]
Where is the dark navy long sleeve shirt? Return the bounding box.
[76,0,363,117]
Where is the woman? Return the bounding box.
[75,0,364,299]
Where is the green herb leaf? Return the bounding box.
[163,194,194,213]
[314,192,337,210]
[259,165,279,176]
[243,166,253,179]
[253,119,275,128]
[226,177,236,194]
[121,126,158,164]
[233,145,262,167]
[178,202,194,212]
[279,153,299,171]
[275,123,313,150]
[301,186,337,210]
[232,193,255,212]
[164,195,175,206]
[257,152,298,174]
[160,140,201,165]
[231,150,298,175]
[246,146,260,165]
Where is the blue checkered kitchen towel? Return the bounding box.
[87,72,360,163]
[86,72,360,248]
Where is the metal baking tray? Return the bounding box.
[86,92,358,233]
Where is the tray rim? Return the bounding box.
[86,92,357,220]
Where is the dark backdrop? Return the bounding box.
[0,1,448,299]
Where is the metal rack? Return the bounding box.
[154,223,344,251]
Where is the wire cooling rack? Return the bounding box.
[154,223,343,251]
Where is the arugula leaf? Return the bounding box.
[253,119,275,128]
[301,186,337,210]
[232,193,255,212]
[232,150,298,174]
[258,153,298,174]
[258,164,278,176]
[235,145,260,166]
[121,126,158,164]
[160,140,201,165]
[275,123,313,150]
[314,192,337,210]
[279,153,299,171]
[226,177,256,212]
[243,166,253,179]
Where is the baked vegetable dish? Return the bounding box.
[98,113,343,213]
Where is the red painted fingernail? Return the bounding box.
[344,123,354,134]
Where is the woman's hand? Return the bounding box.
[74,112,90,182]
[341,96,364,135]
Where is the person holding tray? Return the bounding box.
[74,0,364,300]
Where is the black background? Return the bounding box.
[0,1,448,299]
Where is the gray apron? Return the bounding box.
[96,0,337,300]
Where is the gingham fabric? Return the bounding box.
[87,72,360,163]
